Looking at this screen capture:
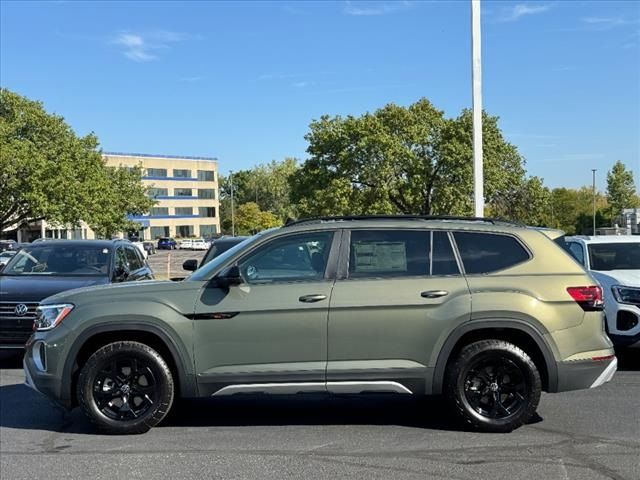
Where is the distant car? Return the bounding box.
[565,235,640,349]
[0,239,154,351]
[190,238,209,251]
[157,238,177,250]
[183,236,249,272]
[142,241,156,255]
[0,250,16,269]
[0,240,17,252]
[179,239,193,250]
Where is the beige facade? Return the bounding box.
[103,152,220,240]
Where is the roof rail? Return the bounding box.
[283,215,524,227]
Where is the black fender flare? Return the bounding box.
[60,322,196,407]
[431,319,559,394]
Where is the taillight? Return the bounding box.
[567,286,604,311]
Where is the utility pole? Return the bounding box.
[471,0,484,217]
[230,171,235,237]
[592,169,597,236]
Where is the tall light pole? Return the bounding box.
[471,0,484,217]
[592,169,597,236]
[230,171,235,237]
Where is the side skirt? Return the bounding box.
[211,381,413,396]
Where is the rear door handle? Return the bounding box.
[421,290,449,299]
[299,294,327,303]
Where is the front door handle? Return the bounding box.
[299,294,327,303]
[421,290,449,299]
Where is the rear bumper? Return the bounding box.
[555,356,617,392]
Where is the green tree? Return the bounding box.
[606,160,639,216]
[225,202,281,235]
[0,89,154,235]
[290,98,549,222]
[548,187,609,234]
[219,158,299,233]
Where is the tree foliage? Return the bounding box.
[0,89,154,236]
[223,202,281,235]
[606,160,639,216]
[289,99,549,221]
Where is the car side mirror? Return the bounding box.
[213,265,243,288]
[183,259,198,272]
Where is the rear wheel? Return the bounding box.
[77,341,174,434]
[445,339,541,432]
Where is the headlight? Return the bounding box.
[612,286,640,306]
[34,304,74,331]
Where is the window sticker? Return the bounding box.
[353,241,407,272]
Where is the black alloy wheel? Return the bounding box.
[445,339,541,432]
[78,341,174,434]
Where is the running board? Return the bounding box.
[211,381,412,396]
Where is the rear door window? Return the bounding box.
[349,230,430,278]
[453,232,530,274]
[432,231,460,275]
[566,242,586,266]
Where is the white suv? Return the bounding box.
[565,235,640,348]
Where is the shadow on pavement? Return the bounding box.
[616,349,640,371]
[0,379,499,434]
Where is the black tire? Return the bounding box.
[77,341,174,434]
[445,339,541,433]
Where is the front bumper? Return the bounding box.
[23,334,72,409]
[556,356,617,392]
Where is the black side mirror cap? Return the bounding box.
[212,265,243,288]
[183,259,198,272]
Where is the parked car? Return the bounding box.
[179,239,193,250]
[24,216,615,435]
[0,239,154,351]
[157,238,177,250]
[143,241,156,255]
[131,241,148,259]
[183,236,248,272]
[0,240,17,252]
[0,250,16,269]
[564,235,640,349]
[190,238,209,251]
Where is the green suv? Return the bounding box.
[24,216,616,434]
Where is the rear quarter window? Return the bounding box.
[453,232,530,274]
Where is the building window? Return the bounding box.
[71,229,83,240]
[198,188,216,199]
[199,207,216,217]
[173,169,192,178]
[175,207,194,216]
[148,187,168,198]
[174,188,193,197]
[200,224,217,237]
[197,170,215,181]
[150,207,169,216]
[150,226,170,239]
[147,168,167,177]
[177,225,194,238]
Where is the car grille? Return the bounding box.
[0,301,38,345]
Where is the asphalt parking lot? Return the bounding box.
[146,248,206,280]
[0,353,638,480]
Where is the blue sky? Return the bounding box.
[1,0,638,190]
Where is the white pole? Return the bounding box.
[230,171,235,236]
[471,0,484,217]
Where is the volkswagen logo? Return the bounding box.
[14,304,28,316]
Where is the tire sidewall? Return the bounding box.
[78,342,174,434]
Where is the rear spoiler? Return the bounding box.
[530,227,566,241]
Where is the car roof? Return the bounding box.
[278,216,530,234]
[566,235,640,244]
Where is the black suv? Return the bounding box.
[0,239,154,350]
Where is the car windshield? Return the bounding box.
[188,234,264,281]
[1,244,112,276]
[588,243,640,271]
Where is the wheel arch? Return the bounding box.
[431,320,558,394]
[62,322,196,408]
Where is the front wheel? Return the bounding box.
[77,341,174,434]
[445,339,541,433]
